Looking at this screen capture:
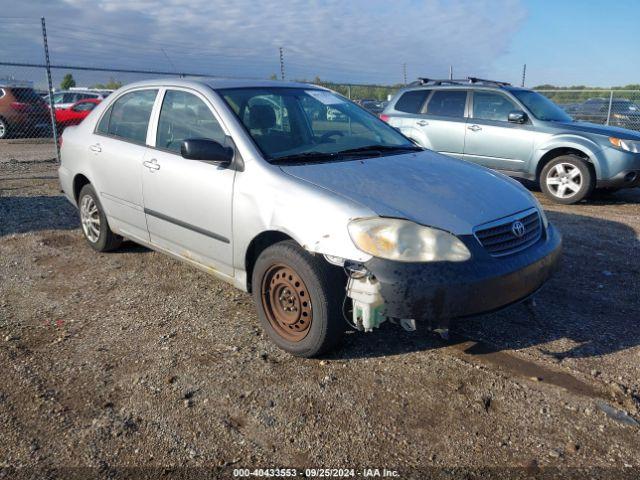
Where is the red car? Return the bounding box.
[55,98,101,131]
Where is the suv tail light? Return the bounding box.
[10,102,29,112]
[379,114,390,123]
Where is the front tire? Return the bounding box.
[252,240,345,357]
[540,155,594,204]
[78,184,122,252]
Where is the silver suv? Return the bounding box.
[58,79,561,357]
[382,77,640,204]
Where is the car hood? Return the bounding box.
[556,120,640,139]
[279,151,535,235]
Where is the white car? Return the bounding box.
[46,90,110,110]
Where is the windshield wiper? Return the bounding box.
[337,144,423,156]
[269,151,340,164]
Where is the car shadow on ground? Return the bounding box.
[0,195,150,253]
[0,195,79,236]
[331,208,640,361]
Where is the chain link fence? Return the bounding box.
[535,89,640,131]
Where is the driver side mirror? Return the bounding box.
[180,138,234,166]
[508,110,528,124]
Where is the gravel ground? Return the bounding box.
[1,152,639,479]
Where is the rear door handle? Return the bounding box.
[89,143,102,152]
[416,120,429,126]
[467,124,482,132]
[143,158,160,172]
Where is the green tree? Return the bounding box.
[91,78,123,90]
[60,73,76,90]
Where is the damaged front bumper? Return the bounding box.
[364,224,562,321]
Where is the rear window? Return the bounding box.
[425,90,467,118]
[394,90,430,114]
[11,88,43,103]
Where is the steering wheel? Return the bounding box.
[319,130,345,143]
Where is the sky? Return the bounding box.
[0,0,637,88]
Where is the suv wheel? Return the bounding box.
[78,184,123,251]
[540,155,594,204]
[0,117,9,139]
[252,240,344,357]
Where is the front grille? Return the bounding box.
[474,209,542,257]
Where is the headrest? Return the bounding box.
[248,104,276,130]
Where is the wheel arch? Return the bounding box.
[244,230,297,293]
[72,173,92,203]
[535,146,595,182]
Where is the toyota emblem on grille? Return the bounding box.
[512,220,526,238]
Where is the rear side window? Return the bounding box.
[425,90,467,117]
[156,90,226,153]
[11,88,42,103]
[394,90,430,113]
[96,89,158,144]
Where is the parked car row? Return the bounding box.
[563,97,640,130]
[0,82,104,139]
[380,77,640,204]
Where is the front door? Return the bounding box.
[142,88,235,277]
[463,90,534,172]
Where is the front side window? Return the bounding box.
[73,101,96,112]
[219,87,418,162]
[472,91,518,122]
[394,90,431,114]
[156,90,226,153]
[96,89,158,144]
[425,90,467,117]
[511,90,572,122]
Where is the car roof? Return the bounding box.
[115,77,323,92]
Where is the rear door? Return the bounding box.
[142,88,235,277]
[463,90,533,172]
[415,89,468,158]
[90,88,159,242]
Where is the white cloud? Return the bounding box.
[0,0,527,84]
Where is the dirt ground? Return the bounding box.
[1,149,639,479]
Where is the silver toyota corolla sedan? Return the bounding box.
[58,78,562,357]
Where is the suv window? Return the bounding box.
[156,90,226,153]
[97,89,158,144]
[394,90,431,114]
[472,91,517,122]
[11,88,43,103]
[425,90,467,117]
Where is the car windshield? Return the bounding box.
[219,87,418,162]
[511,90,573,122]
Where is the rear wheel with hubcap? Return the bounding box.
[540,155,594,204]
[252,240,344,357]
[78,184,123,252]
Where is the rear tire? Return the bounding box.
[252,240,345,357]
[0,117,9,139]
[540,155,594,204]
[78,184,122,252]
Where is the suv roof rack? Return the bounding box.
[410,77,511,87]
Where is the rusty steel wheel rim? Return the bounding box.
[261,263,312,342]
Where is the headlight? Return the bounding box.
[609,137,640,153]
[348,217,470,262]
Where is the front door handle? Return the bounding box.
[89,143,102,153]
[416,120,429,126]
[467,124,482,132]
[143,158,160,172]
